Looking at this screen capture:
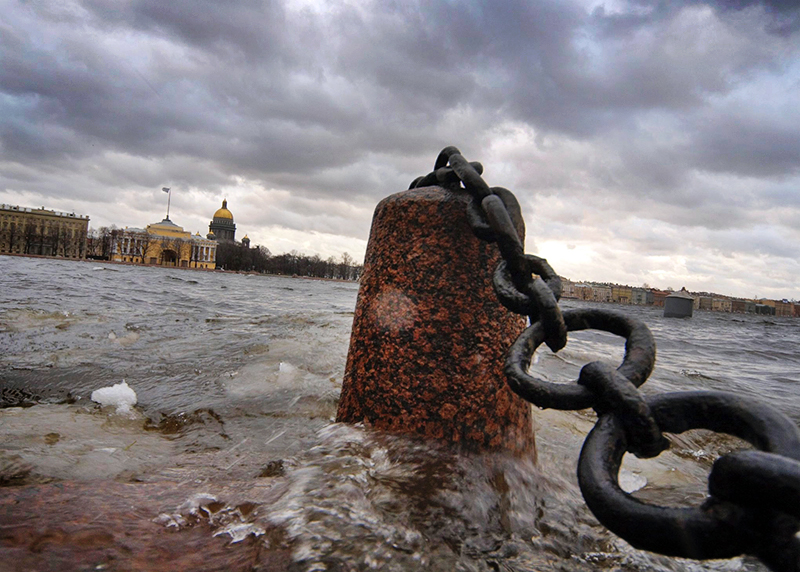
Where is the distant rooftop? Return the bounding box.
[1,203,89,220]
[152,217,181,228]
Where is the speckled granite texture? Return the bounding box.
[336,186,535,454]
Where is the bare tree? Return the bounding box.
[23,221,37,254]
[36,222,48,255]
[96,226,118,259]
[85,227,99,258]
[132,232,156,264]
[76,228,87,258]
[4,222,18,253]
[158,236,185,266]
[48,225,61,257]
[337,252,354,280]
[158,236,173,265]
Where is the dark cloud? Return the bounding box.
[0,0,798,297]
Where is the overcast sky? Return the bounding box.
[1,0,798,299]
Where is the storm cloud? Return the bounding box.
[1,0,798,299]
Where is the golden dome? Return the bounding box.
[213,199,234,220]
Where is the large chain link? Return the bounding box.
[410,147,800,572]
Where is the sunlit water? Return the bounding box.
[2,256,798,571]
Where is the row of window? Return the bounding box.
[116,237,215,262]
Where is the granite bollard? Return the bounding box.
[336,186,535,454]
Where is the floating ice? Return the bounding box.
[91,381,138,415]
[618,468,647,493]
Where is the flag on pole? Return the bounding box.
[162,187,170,193]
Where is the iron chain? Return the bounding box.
[411,147,800,572]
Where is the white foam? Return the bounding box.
[91,381,138,415]
[279,361,296,373]
[277,361,299,385]
[213,522,266,543]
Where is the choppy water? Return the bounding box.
[1,256,798,571]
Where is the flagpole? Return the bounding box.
[162,187,171,220]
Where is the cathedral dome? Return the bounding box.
[209,199,236,242]
[213,199,234,221]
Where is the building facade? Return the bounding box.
[631,287,648,305]
[612,285,632,304]
[0,204,89,258]
[712,298,732,313]
[111,218,216,269]
[208,199,236,242]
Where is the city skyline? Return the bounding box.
[1,0,798,300]
[2,196,795,303]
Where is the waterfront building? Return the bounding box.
[731,299,747,313]
[631,287,647,305]
[208,199,236,242]
[590,285,612,303]
[696,296,713,311]
[574,283,591,301]
[110,218,216,269]
[775,300,794,317]
[712,298,732,313]
[0,204,89,258]
[755,303,776,316]
[561,279,577,299]
[651,290,668,307]
[611,285,632,304]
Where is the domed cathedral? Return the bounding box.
[208,199,236,242]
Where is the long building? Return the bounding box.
[0,204,89,258]
[110,217,216,269]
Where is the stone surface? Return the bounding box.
[0,480,291,572]
[336,186,535,454]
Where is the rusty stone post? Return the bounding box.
[336,186,535,454]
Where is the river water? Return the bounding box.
[1,255,798,571]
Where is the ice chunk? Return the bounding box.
[619,468,647,493]
[91,381,138,415]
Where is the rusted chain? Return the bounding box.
[410,147,800,571]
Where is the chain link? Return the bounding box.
[410,147,800,572]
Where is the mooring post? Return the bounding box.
[336,185,535,454]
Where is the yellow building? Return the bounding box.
[0,203,89,258]
[111,217,216,269]
[611,285,632,304]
